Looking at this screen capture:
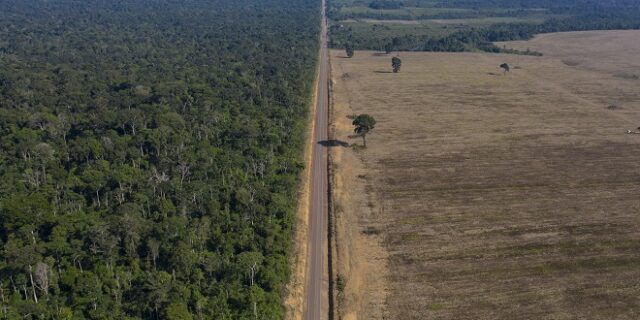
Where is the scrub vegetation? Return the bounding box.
[0,0,319,318]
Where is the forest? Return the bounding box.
[418,11,640,53]
[329,0,640,52]
[0,0,319,319]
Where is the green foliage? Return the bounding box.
[392,57,402,73]
[352,114,377,147]
[0,0,320,318]
[166,302,193,320]
[345,43,355,58]
[384,42,394,54]
[336,274,346,292]
[329,0,640,53]
[368,0,403,10]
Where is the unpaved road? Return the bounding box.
[303,0,329,319]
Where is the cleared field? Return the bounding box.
[339,16,546,37]
[338,6,473,18]
[330,31,640,320]
[497,30,640,77]
[349,16,546,25]
[426,16,547,25]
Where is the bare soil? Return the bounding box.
[330,31,640,320]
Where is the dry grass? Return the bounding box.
[343,19,422,25]
[330,62,391,320]
[330,31,640,320]
[496,30,640,76]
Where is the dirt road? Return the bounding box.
[303,0,329,319]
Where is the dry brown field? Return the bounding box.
[329,30,640,320]
[496,30,640,77]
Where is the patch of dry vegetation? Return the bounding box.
[330,31,640,320]
[497,30,640,76]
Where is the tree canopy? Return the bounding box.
[392,57,402,73]
[346,43,355,58]
[368,0,403,10]
[352,114,377,147]
[0,0,320,318]
[329,0,640,53]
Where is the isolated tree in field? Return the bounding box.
[384,42,393,54]
[392,56,402,73]
[345,43,354,58]
[500,63,510,75]
[352,114,376,147]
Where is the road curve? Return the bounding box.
[303,0,329,319]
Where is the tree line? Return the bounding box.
[330,2,640,53]
[0,0,320,318]
[330,8,544,21]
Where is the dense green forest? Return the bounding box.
[329,0,640,52]
[0,0,319,319]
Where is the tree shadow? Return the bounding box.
[318,139,350,147]
[337,55,351,59]
[372,52,388,57]
[373,70,393,74]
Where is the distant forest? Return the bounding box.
[0,0,319,319]
[412,12,640,53]
[329,0,640,52]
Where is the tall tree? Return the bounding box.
[392,56,402,73]
[384,42,394,54]
[345,43,355,58]
[500,63,510,75]
[352,114,377,147]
